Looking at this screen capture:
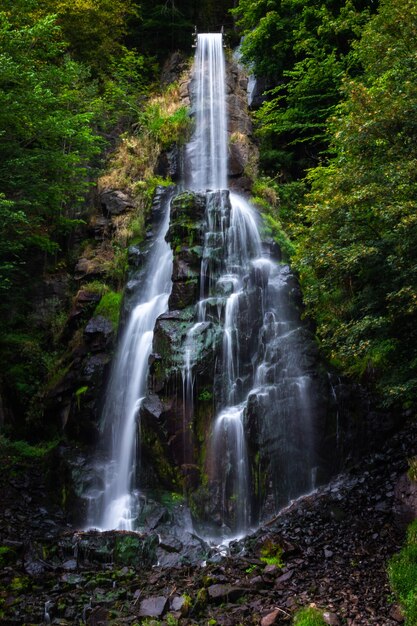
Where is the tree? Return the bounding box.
[294,0,417,408]
[0,10,102,298]
[233,0,375,176]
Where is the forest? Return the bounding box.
[0,0,416,624]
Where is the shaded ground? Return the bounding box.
[0,421,415,625]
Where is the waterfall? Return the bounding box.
[184,34,316,536]
[86,193,173,530]
[87,32,317,537]
[187,33,228,191]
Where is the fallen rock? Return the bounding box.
[261,608,282,626]
[323,611,341,625]
[207,584,247,603]
[389,604,405,623]
[138,596,168,618]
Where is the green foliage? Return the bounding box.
[293,606,327,626]
[251,177,305,261]
[139,96,191,149]
[259,540,284,568]
[262,213,296,261]
[94,291,123,329]
[114,535,142,566]
[0,8,102,302]
[234,0,373,176]
[37,0,139,77]
[0,434,58,458]
[198,389,213,402]
[294,0,417,408]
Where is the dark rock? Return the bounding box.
[100,189,134,216]
[247,75,270,109]
[323,612,341,626]
[228,139,251,177]
[88,606,109,625]
[69,289,101,323]
[24,558,47,577]
[389,604,405,623]
[74,257,106,281]
[160,51,188,86]
[169,277,199,310]
[82,353,111,383]
[261,609,282,626]
[84,316,114,352]
[207,584,247,603]
[156,146,181,181]
[275,570,294,587]
[138,596,168,618]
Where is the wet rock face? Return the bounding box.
[167,191,206,310]
[225,59,259,189]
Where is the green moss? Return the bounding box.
[293,607,327,625]
[388,516,417,626]
[94,291,122,329]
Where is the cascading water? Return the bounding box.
[87,32,318,538]
[183,33,317,537]
[86,193,173,530]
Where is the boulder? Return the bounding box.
[138,596,168,618]
[100,189,134,216]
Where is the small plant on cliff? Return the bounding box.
[259,539,284,568]
[198,389,212,402]
[408,457,417,482]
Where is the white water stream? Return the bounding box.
[87,200,173,530]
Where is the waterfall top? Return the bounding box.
[188,33,228,191]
